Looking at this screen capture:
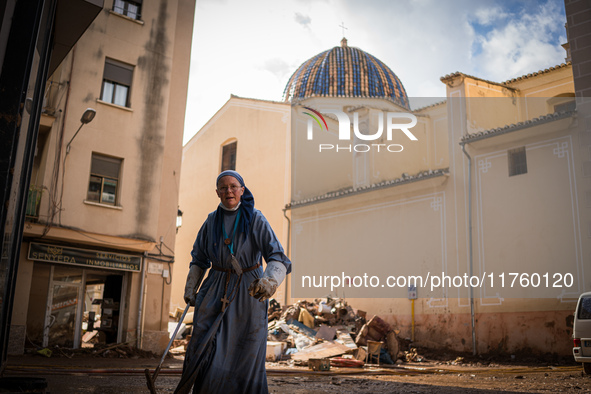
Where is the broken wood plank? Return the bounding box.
[291,341,351,361]
[335,329,357,350]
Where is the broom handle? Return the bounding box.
[152,303,191,379]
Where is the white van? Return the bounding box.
[573,291,591,374]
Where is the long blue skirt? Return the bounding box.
[175,265,268,394]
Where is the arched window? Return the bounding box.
[547,93,575,113]
[221,141,237,171]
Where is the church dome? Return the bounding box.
[283,38,409,109]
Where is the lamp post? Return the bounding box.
[66,108,96,153]
[176,208,183,233]
[59,108,96,224]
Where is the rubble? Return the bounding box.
[330,357,364,368]
[169,345,188,355]
[95,342,157,358]
[26,343,160,359]
[308,358,330,371]
[315,325,337,341]
[266,297,407,368]
[266,341,288,361]
[160,297,413,367]
[335,329,356,350]
[404,348,424,362]
[291,341,351,362]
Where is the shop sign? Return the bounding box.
[28,242,141,272]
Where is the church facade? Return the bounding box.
[176,38,586,355]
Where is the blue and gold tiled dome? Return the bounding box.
[283,38,409,109]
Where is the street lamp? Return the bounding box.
[176,208,183,233]
[66,108,96,153]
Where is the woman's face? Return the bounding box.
[216,176,244,209]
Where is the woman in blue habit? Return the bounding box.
[175,170,291,394]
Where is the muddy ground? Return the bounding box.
[4,347,591,393]
[267,365,591,393]
[267,349,591,394]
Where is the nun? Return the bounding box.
[175,170,291,394]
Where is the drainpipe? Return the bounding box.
[137,252,147,349]
[282,207,291,307]
[461,142,477,356]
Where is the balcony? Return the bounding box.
[26,186,43,221]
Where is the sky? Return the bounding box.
[182,0,567,145]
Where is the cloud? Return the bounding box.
[262,58,293,80]
[294,12,311,27]
[472,0,567,81]
[473,6,509,26]
[340,0,479,98]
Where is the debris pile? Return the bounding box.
[164,297,425,368]
[404,347,424,362]
[266,297,410,368]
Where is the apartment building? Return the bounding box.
[8,0,195,354]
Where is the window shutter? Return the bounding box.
[92,155,121,178]
[104,60,133,86]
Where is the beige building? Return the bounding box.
[176,39,587,355]
[10,0,196,354]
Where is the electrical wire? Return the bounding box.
[69,227,156,247]
[160,240,175,255]
[42,62,73,237]
[146,255,174,263]
[164,261,172,285]
[147,240,175,285]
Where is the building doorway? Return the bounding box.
[83,273,124,346]
[26,263,128,350]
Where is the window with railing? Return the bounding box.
[26,186,43,220]
[112,0,142,20]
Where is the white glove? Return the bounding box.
[184,265,205,306]
[248,261,287,302]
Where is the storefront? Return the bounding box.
[24,242,141,350]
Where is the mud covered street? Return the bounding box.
[268,366,591,393]
[5,353,591,393]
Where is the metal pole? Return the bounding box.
[411,299,415,342]
[461,142,476,355]
[65,122,85,154]
[282,207,291,307]
[137,253,147,349]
